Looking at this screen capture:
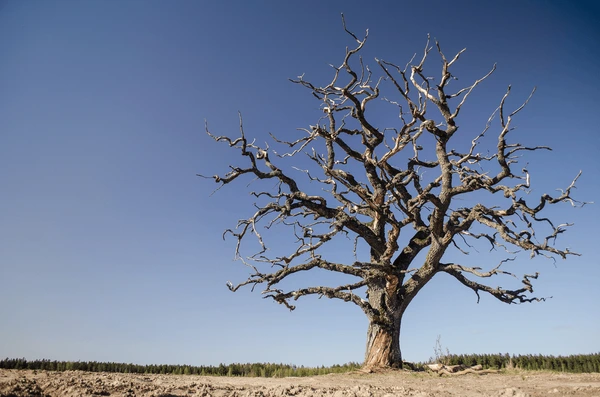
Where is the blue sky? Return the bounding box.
[0,0,598,367]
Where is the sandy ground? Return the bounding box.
[1,368,599,397]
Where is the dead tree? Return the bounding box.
[201,18,587,370]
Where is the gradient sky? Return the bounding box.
[1,0,598,367]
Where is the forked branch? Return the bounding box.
[203,16,586,317]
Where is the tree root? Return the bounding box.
[426,364,499,376]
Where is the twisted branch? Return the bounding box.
[202,16,587,316]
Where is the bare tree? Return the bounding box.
[201,18,587,370]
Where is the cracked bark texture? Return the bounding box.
[200,16,587,370]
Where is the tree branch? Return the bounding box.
[203,20,586,320]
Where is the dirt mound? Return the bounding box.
[1,369,599,397]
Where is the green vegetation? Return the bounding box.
[0,358,360,377]
[422,353,600,373]
[1,353,598,376]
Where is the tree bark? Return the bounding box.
[364,318,402,369]
[363,279,403,369]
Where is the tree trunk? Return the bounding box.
[364,318,402,369]
[363,277,403,369]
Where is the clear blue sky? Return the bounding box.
[1,0,598,367]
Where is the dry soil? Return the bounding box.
[1,368,599,397]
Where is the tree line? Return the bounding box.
[0,358,360,377]
[1,353,599,376]
[431,353,600,373]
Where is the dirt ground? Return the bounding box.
[1,368,599,397]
